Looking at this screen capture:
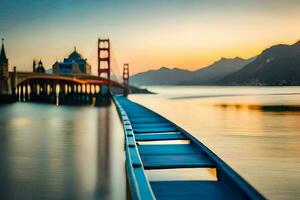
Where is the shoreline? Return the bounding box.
[0,95,17,104]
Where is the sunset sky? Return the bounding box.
[1,0,300,76]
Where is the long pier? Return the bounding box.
[114,96,265,200]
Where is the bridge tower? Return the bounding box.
[97,39,110,81]
[123,63,130,96]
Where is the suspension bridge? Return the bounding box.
[2,39,131,105]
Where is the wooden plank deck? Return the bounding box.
[114,96,265,200]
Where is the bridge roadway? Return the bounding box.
[8,72,126,103]
[114,96,265,200]
[11,72,124,87]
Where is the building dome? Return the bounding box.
[68,47,82,60]
[52,46,91,74]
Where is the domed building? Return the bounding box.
[52,47,91,74]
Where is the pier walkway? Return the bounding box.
[114,96,265,200]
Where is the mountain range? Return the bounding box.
[131,41,300,86]
[218,41,300,85]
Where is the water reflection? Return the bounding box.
[0,103,125,200]
[213,103,300,112]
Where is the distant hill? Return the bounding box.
[131,41,300,86]
[218,41,300,85]
[179,57,255,85]
[131,67,192,85]
[131,57,253,85]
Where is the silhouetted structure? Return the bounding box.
[53,47,91,74]
[33,59,46,73]
[0,38,12,95]
[33,60,36,72]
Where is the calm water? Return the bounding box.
[130,86,300,200]
[0,103,126,200]
[1,86,300,200]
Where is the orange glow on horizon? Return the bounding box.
[4,1,300,76]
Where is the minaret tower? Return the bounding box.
[0,38,9,78]
[33,60,36,72]
[0,38,10,94]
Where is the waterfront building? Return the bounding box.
[52,47,91,74]
[0,38,11,95]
